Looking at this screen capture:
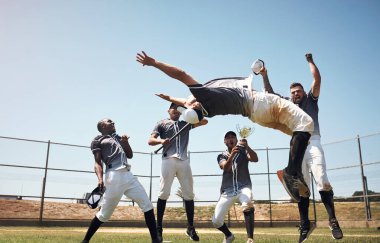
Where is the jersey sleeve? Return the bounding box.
[308,90,319,102]
[90,135,103,154]
[151,121,162,137]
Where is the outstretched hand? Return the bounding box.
[155,93,171,101]
[136,51,156,66]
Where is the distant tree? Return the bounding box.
[352,190,380,202]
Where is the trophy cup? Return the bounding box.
[236,124,254,149]
[236,124,254,139]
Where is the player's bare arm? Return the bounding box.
[220,147,240,172]
[120,134,133,158]
[239,139,258,162]
[148,133,170,146]
[94,152,104,189]
[155,93,188,107]
[193,118,208,128]
[260,67,275,94]
[137,51,199,86]
[306,53,321,98]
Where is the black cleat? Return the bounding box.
[329,218,343,240]
[156,226,163,242]
[277,169,301,202]
[298,221,316,243]
[186,226,200,241]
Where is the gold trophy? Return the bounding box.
[236,124,254,139]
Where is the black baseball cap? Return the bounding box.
[224,131,237,138]
[169,103,178,109]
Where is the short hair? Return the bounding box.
[169,103,178,110]
[290,82,304,90]
[97,120,104,132]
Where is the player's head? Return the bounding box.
[224,131,237,149]
[168,103,181,121]
[97,118,116,135]
[290,82,306,104]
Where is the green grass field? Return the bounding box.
[0,227,379,243]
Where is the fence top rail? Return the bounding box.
[2,131,380,153]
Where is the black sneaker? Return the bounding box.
[277,169,301,202]
[186,226,200,241]
[329,218,343,239]
[298,221,316,243]
[157,226,163,242]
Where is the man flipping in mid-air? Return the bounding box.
[136,51,313,202]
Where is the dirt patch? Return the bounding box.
[1,199,379,223]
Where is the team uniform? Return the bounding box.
[189,78,314,135]
[291,91,331,191]
[151,118,199,241]
[188,78,313,202]
[213,149,254,227]
[152,119,194,200]
[91,133,153,222]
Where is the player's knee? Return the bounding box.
[322,183,332,191]
[140,201,154,213]
[182,193,195,201]
[212,216,224,228]
[241,202,254,212]
[158,193,170,200]
[96,212,111,222]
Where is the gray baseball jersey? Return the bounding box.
[152,119,192,160]
[284,90,320,136]
[91,133,130,172]
[188,77,254,118]
[217,149,252,196]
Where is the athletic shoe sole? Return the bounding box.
[277,170,300,202]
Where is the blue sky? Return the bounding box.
[1,1,379,202]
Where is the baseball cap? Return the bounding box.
[224,131,237,138]
[177,107,204,124]
[251,59,264,75]
[86,186,106,209]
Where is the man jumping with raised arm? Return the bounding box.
[260,53,343,242]
[136,51,313,202]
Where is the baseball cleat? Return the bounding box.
[277,169,301,202]
[298,221,316,243]
[329,218,343,239]
[186,226,199,241]
[223,233,235,243]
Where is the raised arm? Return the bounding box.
[137,51,199,86]
[259,67,275,94]
[306,53,321,97]
[155,93,188,107]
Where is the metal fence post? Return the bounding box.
[266,147,273,227]
[357,135,372,221]
[39,140,50,225]
[149,152,153,201]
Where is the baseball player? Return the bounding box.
[260,53,343,242]
[148,103,207,241]
[136,51,313,203]
[82,118,160,243]
[213,131,258,243]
